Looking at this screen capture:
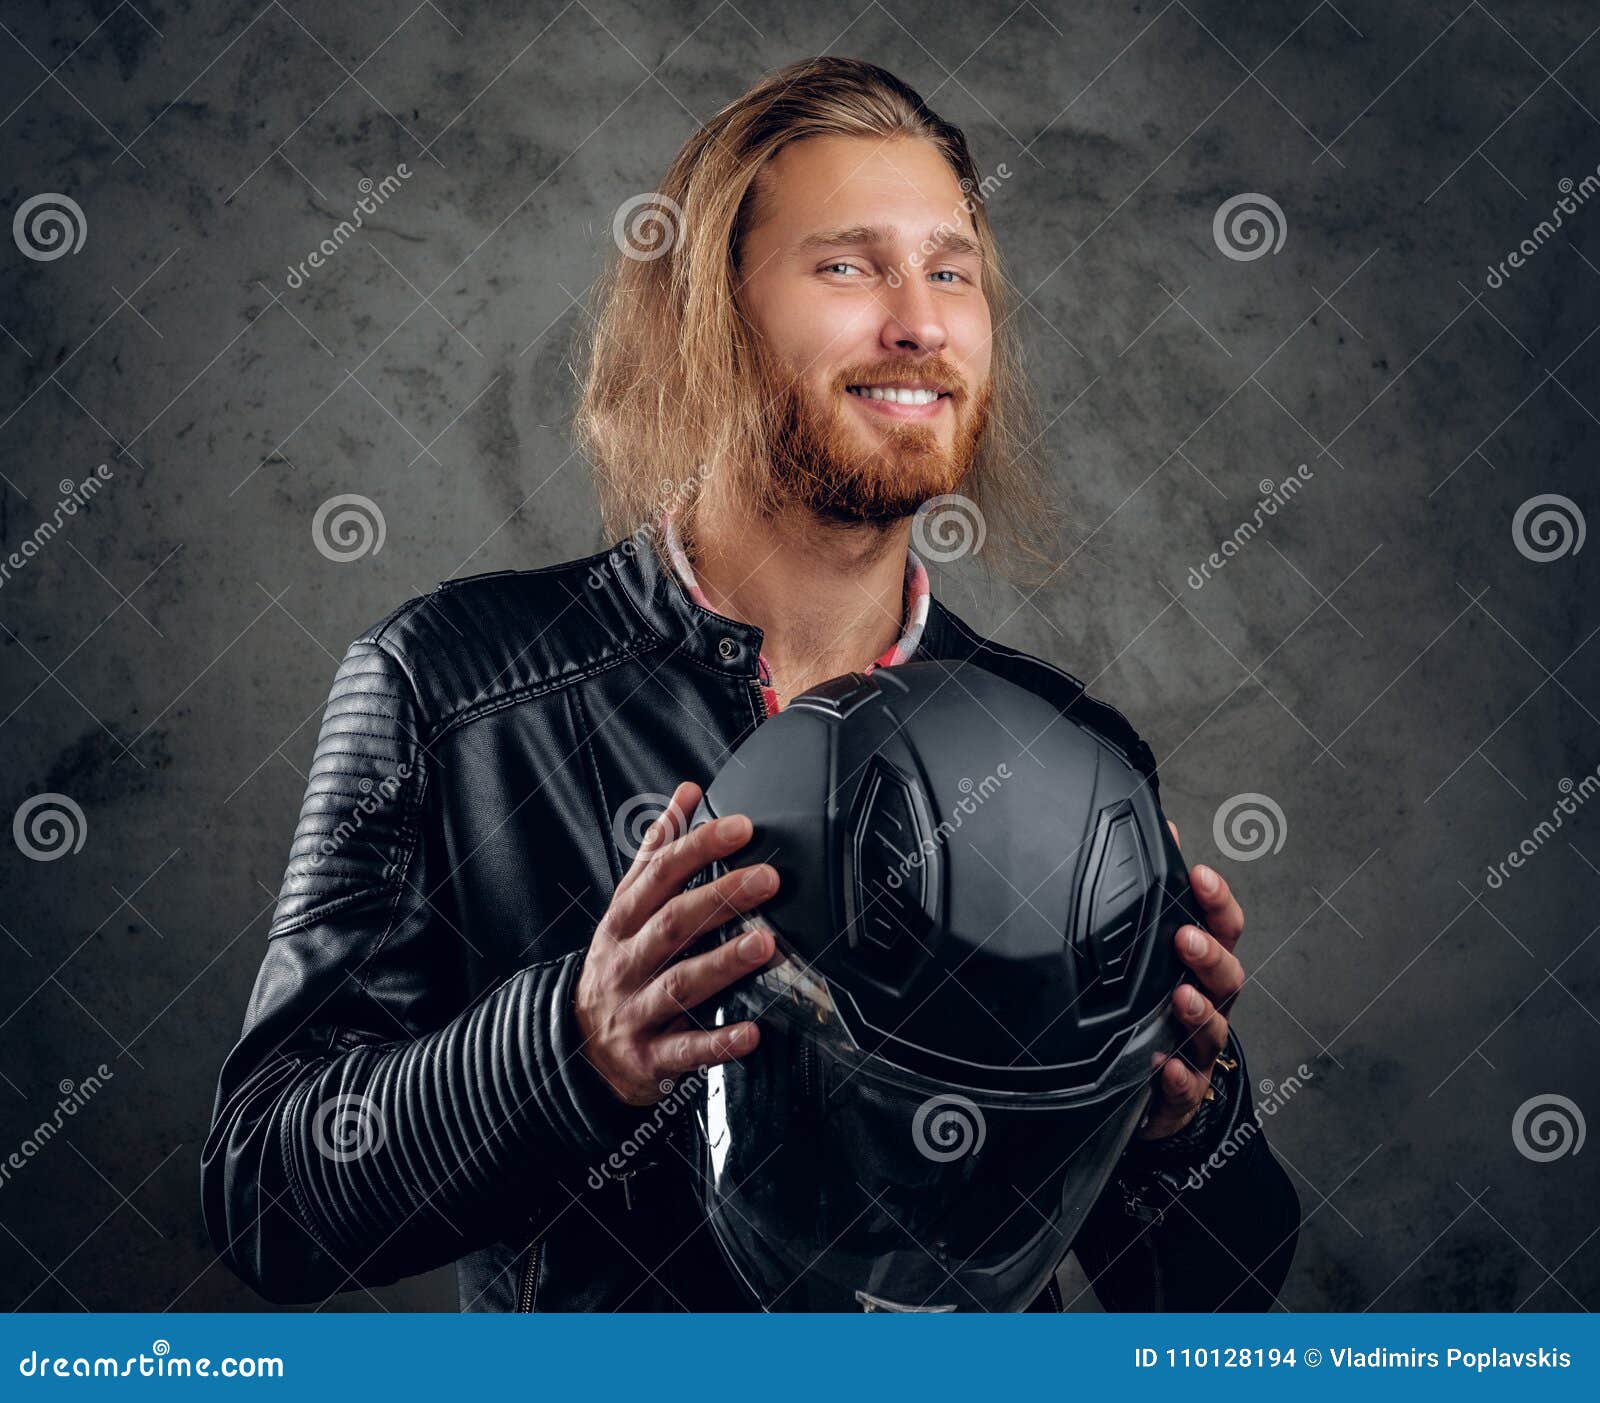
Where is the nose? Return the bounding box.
[877,272,948,356]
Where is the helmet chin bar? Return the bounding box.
[854,1289,956,1313]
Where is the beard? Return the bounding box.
[748,337,993,526]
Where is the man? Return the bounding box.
[201,56,1300,1312]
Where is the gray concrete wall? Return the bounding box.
[0,0,1595,1310]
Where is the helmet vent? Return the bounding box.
[1070,799,1152,1006]
[843,757,932,963]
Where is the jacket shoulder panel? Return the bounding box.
[362,552,664,733]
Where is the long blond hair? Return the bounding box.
[573,56,1059,586]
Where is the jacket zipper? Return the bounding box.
[517,1163,647,1310]
[1118,1169,1171,1310]
[516,1240,541,1312]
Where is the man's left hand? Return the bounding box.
[1134,818,1248,1141]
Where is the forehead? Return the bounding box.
[746,134,976,251]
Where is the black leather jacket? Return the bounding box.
[200,534,1301,1312]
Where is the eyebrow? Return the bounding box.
[794,223,984,261]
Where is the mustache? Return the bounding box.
[831,362,966,397]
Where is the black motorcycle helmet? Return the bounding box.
[685,659,1199,1312]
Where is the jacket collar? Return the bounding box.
[658,508,930,715]
[599,525,1146,786]
[603,526,766,675]
[605,520,950,679]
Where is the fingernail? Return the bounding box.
[1185,986,1202,1014]
[1194,865,1218,893]
[747,866,776,895]
[731,1024,753,1050]
[1183,927,1206,955]
[738,931,767,960]
[716,815,750,841]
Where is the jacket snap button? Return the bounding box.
[717,636,738,661]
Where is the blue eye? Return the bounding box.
[823,262,862,276]
[930,269,964,283]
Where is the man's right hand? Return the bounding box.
[574,780,779,1106]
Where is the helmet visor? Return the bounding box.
[697,937,1173,1312]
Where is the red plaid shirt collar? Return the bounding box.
[658,508,930,717]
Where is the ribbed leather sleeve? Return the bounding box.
[267,638,419,935]
[199,632,639,1304]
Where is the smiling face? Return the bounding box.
[734,134,994,525]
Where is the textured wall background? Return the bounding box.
[1,0,1596,1312]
